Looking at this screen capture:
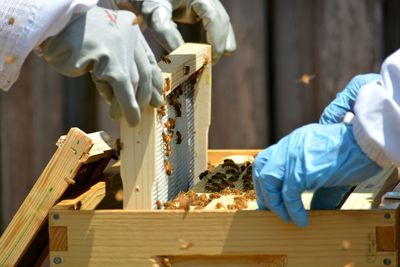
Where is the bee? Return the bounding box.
[112,138,123,158]
[156,200,162,210]
[203,53,210,66]
[205,184,218,192]
[7,17,15,25]
[169,93,182,117]
[225,180,235,188]
[179,240,193,250]
[162,131,173,143]
[164,160,172,175]
[225,169,237,175]
[200,194,208,203]
[297,74,316,85]
[157,102,167,117]
[163,201,176,210]
[164,118,176,130]
[164,143,172,157]
[199,170,209,180]
[5,55,16,64]
[209,192,221,199]
[163,77,171,94]
[183,65,190,75]
[178,196,190,212]
[176,85,184,96]
[160,55,171,64]
[215,202,224,209]
[132,15,143,25]
[176,131,182,144]
[162,257,172,267]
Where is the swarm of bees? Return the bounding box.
[156,158,257,211]
[158,79,186,176]
[202,159,254,193]
[161,190,216,210]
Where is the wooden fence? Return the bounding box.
[1,0,399,230]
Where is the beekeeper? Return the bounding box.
[0,0,236,126]
[253,49,400,227]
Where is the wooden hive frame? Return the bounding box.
[120,43,212,209]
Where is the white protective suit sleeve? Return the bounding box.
[353,48,400,168]
[0,0,98,91]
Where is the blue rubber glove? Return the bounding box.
[319,73,381,124]
[311,74,381,209]
[253,123,382,227]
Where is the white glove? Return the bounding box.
[130,0,237,63]
[41,6,163,126]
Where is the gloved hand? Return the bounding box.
[319,73,381,124]
[253,123,382,227]
[40,6,163,126]
[311,73,382,210]
[137,0,236,63]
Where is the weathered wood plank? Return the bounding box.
[210,0,269,148]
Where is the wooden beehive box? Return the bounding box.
[46,154,400,267]
[46,44,400,266]
[1,43,400,267]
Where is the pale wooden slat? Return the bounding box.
[49,209,397,267]
[193,46,212,179]
[341,166,399,210]
[53,182,106,211]
[207,149,261,165]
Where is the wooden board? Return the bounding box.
[0,129,113,267]
[341,166,399,210]
[48,209,397,267]
[120,43,211,209]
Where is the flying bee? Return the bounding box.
[132,15,143,25]
[164,160,172,175]
[297,74,316,85]
[160,55,171,64]
[176,131,183,144]
[7,17,15,25]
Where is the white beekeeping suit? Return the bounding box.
[354,49,400,168]
[0,0,98,91]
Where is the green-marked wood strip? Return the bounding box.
[0,128,93,267]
